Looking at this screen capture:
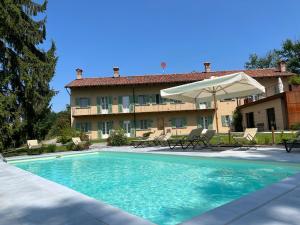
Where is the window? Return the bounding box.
[137,95,147,105]
[77,97,90,107]
[221,98,235,102]
[76,122,91,132]
[171,118,187,128]
[221,115,232,127]
[170,99,182,104]
[100,97,108,110]
[140,120,148,129]
[198,116,213,129]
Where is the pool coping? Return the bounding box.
[0,160,154,225]
[2,148,300,225]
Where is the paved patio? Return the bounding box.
[1,146,300,225]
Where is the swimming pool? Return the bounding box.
[11,152,300,225]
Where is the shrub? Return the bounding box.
[143,131,152,138]
[107,129,128,146]
[264,137,270,145]
[79,132,90,141]
[232,109,243,132]
[289,75,300,85]
[57,127,77,144]
[290,123,300,130]
[45,144,56,153]
[65,141,91,151]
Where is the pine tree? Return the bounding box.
[0,0,57,150]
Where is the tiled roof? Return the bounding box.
[65,69,295,88]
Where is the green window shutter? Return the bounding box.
[145,95,150,104]
[221,116,226,127]
[129,96,134,112]
[197,117,203,128]
[170,118,176,128]
[87,98,91,106]
[119,120,124,129]
[229,115,233,124]
[87,122,92,131]
[75,98,79,107]
[136,120,141,130]
[148,119,153,128]
[97,122,103,139]
[96,97,101,114]
[75,122,81,130]
[207,101,212,109]
[208,116,213,129]
[134,95,139,105]
[108,96,113,113]
[182,117,187,127]
[130,120,135,137]
[118,96,123,112]
[108,121,114,134]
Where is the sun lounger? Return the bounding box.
[167,128,203,150]
[132,130,163,148]
[72,137,84,145]
[283,131,300,153]
[233,128,257,145]
[27,140,42,149]
[195,129,216,147]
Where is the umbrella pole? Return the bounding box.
[213,92,219,133]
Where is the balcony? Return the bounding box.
[72,102,213,116]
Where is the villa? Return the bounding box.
[65,61,295,139]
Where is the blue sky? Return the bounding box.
[45,0,300,112]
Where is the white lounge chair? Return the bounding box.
[27,140,42,149]
[72,137,83,146]
[233,128,257,145]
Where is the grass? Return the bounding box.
[2,132,296,157]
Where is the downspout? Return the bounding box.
[132,87,136,137]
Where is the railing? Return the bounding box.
[72,102,213,116]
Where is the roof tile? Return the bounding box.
[65,69,295,88]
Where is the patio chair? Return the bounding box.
[194,129,216,147]
[167,128,203,150]
[282,131,300,153]
[72,137,84,146]
[233,128,257,145]
[27,140,42,149]
[131,130,163,148]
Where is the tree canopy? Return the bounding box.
[245,39,300,74]
[0,0,57,150]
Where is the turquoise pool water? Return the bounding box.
[11,152,300,225]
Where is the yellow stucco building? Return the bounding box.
[65,62,294,139]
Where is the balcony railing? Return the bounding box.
[72,102,213,116]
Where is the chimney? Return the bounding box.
[278,60,286,72]
[204,62,211,73]
[113,67,120,78]
[76,68,83,79]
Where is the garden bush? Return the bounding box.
[143,131,152,138]
[57,127,77,144]
[107,129,128,146]
[290,123,300,130]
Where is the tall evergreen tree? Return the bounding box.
[0,0,57,150]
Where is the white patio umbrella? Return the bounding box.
[278,77,284,93]
[160,72,265,133]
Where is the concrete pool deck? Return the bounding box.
[1,146,300,225]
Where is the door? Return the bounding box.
[123,121,131,137]
[100,97,108,114]
[157,117,165,130]
[122,96,130,113]
[246,112,255,128]
[266,108,276,130]
[101,121,110,138]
